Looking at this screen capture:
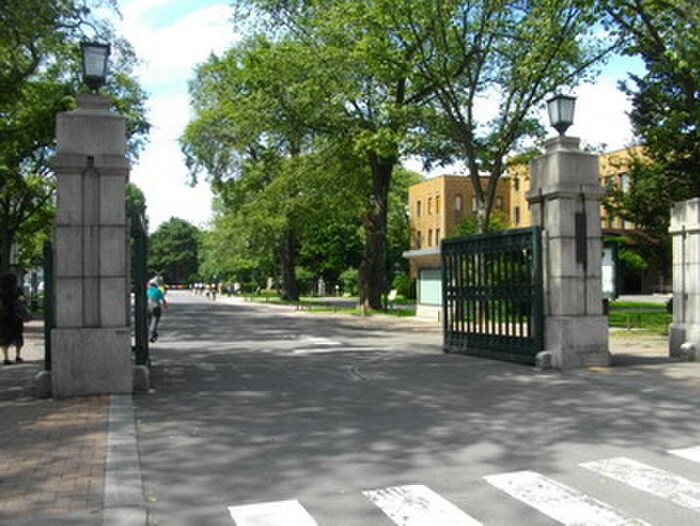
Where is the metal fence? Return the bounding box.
[42,240,54,371]
[442,227,544,364]
[131,208,149,366]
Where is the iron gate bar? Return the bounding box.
[42,240,54,371]
[131,208,149,366]
[442,226,543,365]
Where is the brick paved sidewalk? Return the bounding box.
[0,321,109,525]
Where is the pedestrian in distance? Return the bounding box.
[147,280,167,343]
[0,272,26,365]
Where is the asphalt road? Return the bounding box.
[134,291,700,526]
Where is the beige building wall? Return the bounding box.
[503,145,646,231]
[507,163,531,228]
[407,175,512,278]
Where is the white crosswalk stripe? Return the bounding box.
[581,457,700,512]
[484,470,650,525]
[226,446,700,524]
[228,499,318,526]
[363,484,483,526]
[669,445,700,464]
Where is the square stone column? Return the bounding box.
[527,136,610,369]
[669,198,700,358]
[49,94,133,397]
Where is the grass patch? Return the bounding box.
[608,301,671,334]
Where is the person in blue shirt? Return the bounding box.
[146,280,167,342]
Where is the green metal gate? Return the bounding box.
[42,240,54,371]
[130,207,149,366]
[442,227,544,364]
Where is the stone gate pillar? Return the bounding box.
[527,136,610,369]
[50,94,133,397]
[669,198,700,359]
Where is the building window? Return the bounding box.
[435,195,441,214]
[428,229,433,247]
[514,177,520,191]
[496,196,503,210]
[416,200,422,217]
[428,197,433,215]
[416,230,422,248]
[455,195,463,212]
[436,228,440,243]
[514,206,521,225]
[471,197,477,214]
[620,173,630,193]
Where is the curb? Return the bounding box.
[102,395,147,526]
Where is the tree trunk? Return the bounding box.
[0,224,14,273]
[279,227,299,301]
[358,154,393,312]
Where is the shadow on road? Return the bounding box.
[132,296,700,523]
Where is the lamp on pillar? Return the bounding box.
[80,41,110,93]
[546,94,576,136]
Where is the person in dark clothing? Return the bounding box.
[0,272,25,365]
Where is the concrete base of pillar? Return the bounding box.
[669,323,700,359]
[132,365,150,393]
[545,315,610,369]
[670,324,686,358]
[51,328,133,398]
[34,370,52,399]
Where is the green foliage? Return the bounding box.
[195,1,613,303]
[602,1,699,240]
[391,271,411,298]
[0,0,149,271]
[126,183,146,220]
[148,218,201,284]
[618,247,649,273]
[294,266,315,295]
[449,211,510,238]
[406,0,611,231]
[340,268,359,296]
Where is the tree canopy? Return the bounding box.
[0,0,150,271]
[602,0,699,235]
[188,0,613,309]
[148,218,201,284]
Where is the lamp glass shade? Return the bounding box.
[546,94,576,135]
[81,42,110,91]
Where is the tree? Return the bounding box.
[407,1,612,232]
[148,218,201,284]
[0,0,150,271]
[234,0,613,310]
[234,0,445,309]
[126,183,147,223]
[602,0,699,232]
[183,36,354,301]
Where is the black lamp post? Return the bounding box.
[80,41,110,93]
[546,94,576,136]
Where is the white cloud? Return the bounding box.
[114,1,235,230]
[568,79,636,151]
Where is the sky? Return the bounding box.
[115,0,643,230]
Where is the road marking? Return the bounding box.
[669,446,700,464]
[299,336,342,346]
[363,484,482,525]
[581,457,700,512]
[485,470,650,525]
[228,499,317,525]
